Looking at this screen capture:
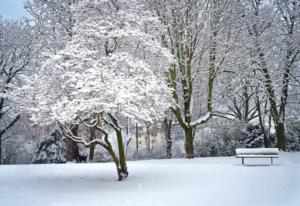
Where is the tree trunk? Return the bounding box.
[135,123,139,152]
[275,121,286,150]
[115,129,128,178]
[89,145,95,161]
[255,92,270,148]
[164,118,172,159]
[266,79,286,151]
[65,125,80,161]
[255,41,286,150]
[89,128,96,161]
[100,129,127,181]
[184,127,194,158]
[103,143,123,181]
[145,123,151,153]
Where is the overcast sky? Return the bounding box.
[0,0,28,19]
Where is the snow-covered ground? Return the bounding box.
[0,152,299,206]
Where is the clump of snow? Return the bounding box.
[191,112,211,127]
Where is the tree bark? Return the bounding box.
[184,127,194,158]
[115,129,128,178]
[135,123,139,152]
[164,118,172,159]
[89,145,95,161]
[65,125,80,161]
[89,127,96,161]
[145,123,151,153]
[275,121,286,150]
[107,114,128,178]
[255,92,270,148]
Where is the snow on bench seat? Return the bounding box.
[236,148,279,156]
[236,148,279,165]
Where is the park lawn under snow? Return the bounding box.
[0,153,299,206]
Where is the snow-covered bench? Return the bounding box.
[236,148,279,165]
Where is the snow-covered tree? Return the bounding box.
[10,0,173,180]
[210,0,300,150]
[25,0,77,53]
[148,0,243,158]
[0,18,36,164]
[236,0,300,150]
[147,0,210,158]
[24,0,82,161]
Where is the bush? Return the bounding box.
[286,120,300,151]
[239,124,264,148]
[194,126,243,157]
[32,130,67,164]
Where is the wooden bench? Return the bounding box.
[236,148,279,165]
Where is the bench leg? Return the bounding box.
[242,157,244,165]
[271,157,273,165]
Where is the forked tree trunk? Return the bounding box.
[105,145,123,181]
[59,120,128,181]
[95,130,127,181]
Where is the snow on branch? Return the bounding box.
[58,122,107,149]
[190,112,211,127]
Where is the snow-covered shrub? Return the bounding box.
[194,125,242,157]
[32,130,67,164]
[286,121,300,151]
[3,137,36,164]
[2,118,38,164]
[239,124,264,148]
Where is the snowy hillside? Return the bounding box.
[0,152,299,206]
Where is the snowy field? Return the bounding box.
[0,152,299,206]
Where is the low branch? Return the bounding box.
[0,115,20,137]
[58,122,107,149]
[191,112,211,128]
